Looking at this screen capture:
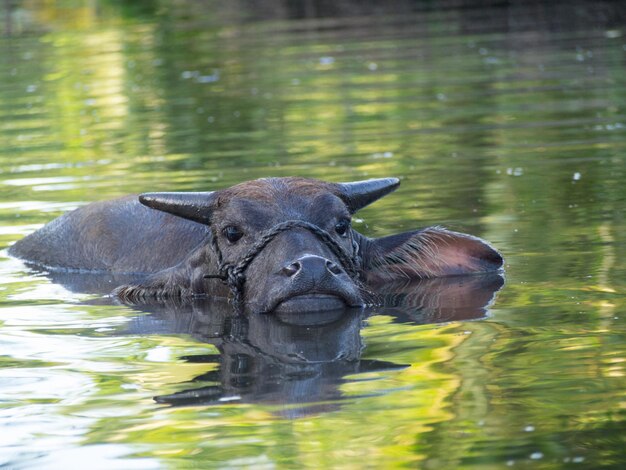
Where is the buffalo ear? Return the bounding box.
[336,178,400,213]
[139,191,216,225]
[362,227,504,283]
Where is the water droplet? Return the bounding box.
[530,452,543,460]
[367,62,378,71]
[26,85,37,93]
[524,425,535,432]
[371,152,394,159]
[181,70,198,79]
[573,172,581,181]
[572,456,585,463]
[197,70,220,83]
[319,56,335,65]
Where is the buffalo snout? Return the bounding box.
[250,248,364,315]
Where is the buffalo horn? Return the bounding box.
[139,192,215,224]
[337,178,400,213]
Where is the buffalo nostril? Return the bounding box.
[326,260,342,275]
[282,261,301,277]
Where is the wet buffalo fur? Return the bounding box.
[9,177,504,312]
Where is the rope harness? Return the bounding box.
[204,220,362,306]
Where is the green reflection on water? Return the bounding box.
[1,1,625,468]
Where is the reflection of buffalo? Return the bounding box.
[9,177,503,314]
[148,306,398,417]
[375,272,504,324]
[115,272,504,416]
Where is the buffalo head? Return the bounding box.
[124,177,503,313]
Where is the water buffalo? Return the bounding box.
[8,177,503,313]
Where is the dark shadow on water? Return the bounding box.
[29,266,503,416]
[374,273,504,325]
[117,273,503,417]
[145,305,397,418]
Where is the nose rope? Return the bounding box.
[204,220,362,306]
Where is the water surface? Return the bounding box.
[1,1,625,468]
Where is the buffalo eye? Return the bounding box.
[334,218,351,237]
[223,226,244,243]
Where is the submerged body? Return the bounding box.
[10,196,209,274]
[9,177,503,313]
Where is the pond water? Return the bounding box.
[1,1,625,468]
